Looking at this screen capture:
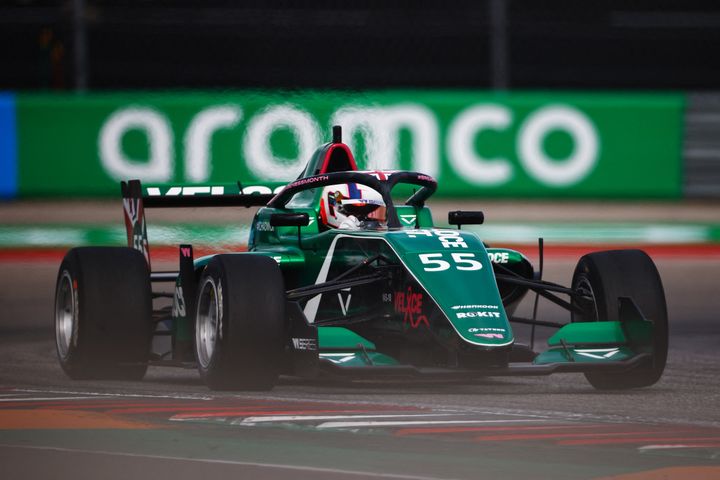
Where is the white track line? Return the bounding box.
[234,413,461,425]
[639,444,720,451]
[0,396,98,402]
[12,388,212,401]
[638,445,720,460]
[317,419,550,429]
[0,444,453,480]
[251,395,558,419]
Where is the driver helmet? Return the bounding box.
[320,183,386,229]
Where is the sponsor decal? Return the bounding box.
[337,288,352,316]
[382,293,393,303]
[255,221,274,232]
[123,197,140,225]
[404,229,467,249]
[132,233,145,253]
[456,311,501,319]
[146,186,226,196]
[319,353,357,364]
[575,348,620,360]
[122,197,149,264]
[487,251,510,264]
[405,229,433,239]
[452,304,499,310]
[434,229,468,249]
[292,338,318,351]
[468,327,506,339]
[288,175,330,188]
[417,174,435,183]
[399,214,417,226]
[172,285,186,317]
[394,286,429,328]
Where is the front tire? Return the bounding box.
[195,254,285,391]
[54,247,153,380]
[571,249,668,390]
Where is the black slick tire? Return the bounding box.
[54,247,153,380]
[571,249,668,390]
[195,254,285,391]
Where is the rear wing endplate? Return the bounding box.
[121,179,274,268]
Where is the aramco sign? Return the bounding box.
[13,91,682,197]
[98,103,599,188]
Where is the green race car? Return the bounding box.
[54,126,668,391]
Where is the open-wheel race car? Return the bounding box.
[54,126,668,391]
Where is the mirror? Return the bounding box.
[270,212,310,228]
[448,210,484,227]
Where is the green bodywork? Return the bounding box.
[163,166,650,374]
[548,322,626,346]
[317,327,400,367]
[246,198,513,347]
[534,346,635,365]
[173,200,522,352]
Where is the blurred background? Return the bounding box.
[1,0,720,255]
[5,0,720,91]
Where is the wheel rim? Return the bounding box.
[55,271,75,359]
[196,278,220,369]
[574,275,599,322]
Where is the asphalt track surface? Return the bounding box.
[1,202,720,479]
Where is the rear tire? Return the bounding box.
[571,249,668,390]
[54,247,153,380]
[195,254,285,391]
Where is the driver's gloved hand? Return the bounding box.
[339,215,361,230]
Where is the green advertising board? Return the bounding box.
[15,90,684,198]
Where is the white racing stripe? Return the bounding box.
[0,444,454,480]
[317,419,550,429]
[303,234,345,323]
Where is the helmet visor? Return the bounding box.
[367,206,386,222]
[339,199,385,222]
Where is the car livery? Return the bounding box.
[53,126,668,391]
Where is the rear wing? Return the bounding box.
[121,179,274,268]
